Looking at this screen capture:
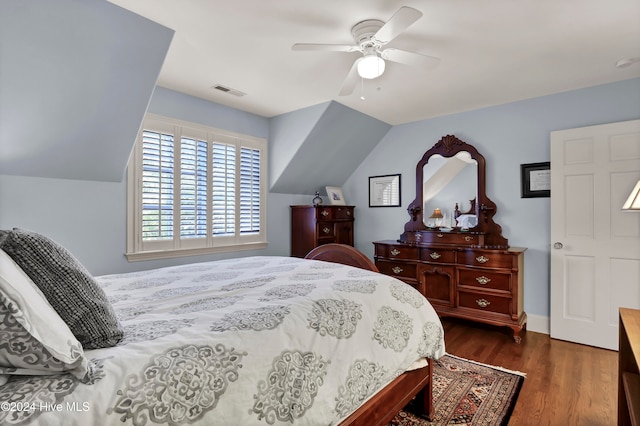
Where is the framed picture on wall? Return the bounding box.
[520,162,550,198]
[369,174,401,207]
[325,186,346,205]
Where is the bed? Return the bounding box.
[0,229,445,426]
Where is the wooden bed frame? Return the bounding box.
[304,244,435,425]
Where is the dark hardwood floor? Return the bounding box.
[441,318,618,426]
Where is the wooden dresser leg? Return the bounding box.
[512,327,523,343]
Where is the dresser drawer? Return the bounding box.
[458,291,511,315]
[458,250,515,269]
[458,268,511,291]
[418,231,483,246]
[316,222,334,237]
[376,260,417,280]
[420,248,455,264]
[315,206,354,220]
[333,206,354,219]
[315,207,334,219]
[379,245,420,260]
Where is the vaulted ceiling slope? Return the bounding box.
[269,101,391,194]
[0,0,173,182]
[0,0,386,190]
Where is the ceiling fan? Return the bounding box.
[292,6,440,96]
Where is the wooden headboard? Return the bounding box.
[304,244,379,272]
[454,198,476,219]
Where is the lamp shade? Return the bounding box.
[429,208,443,219]
[357,53,385,79]
[622,179,640,210]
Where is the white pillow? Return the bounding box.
[0,249,88,379]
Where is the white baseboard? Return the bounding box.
[526,313,550,335]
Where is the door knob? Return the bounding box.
[553,242,563,249]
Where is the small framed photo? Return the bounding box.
[325,186,346,205]
[369,174,401,207]
[521,162,550,198]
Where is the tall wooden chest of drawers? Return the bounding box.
[374,239,527,342]
[291,205,354,258]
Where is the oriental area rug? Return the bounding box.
[390,354,525,426]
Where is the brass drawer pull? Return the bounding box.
[437,233,444,238]
[346,210,351,216]
[391,266,403,274]
[322,227,331,234]
[476,276,491,285]
[464,236,473,242]
[476,299,491,308]
[321,210,329,217]
[476,255,489,264]
[390,249,401,256]
[430,252,441,260]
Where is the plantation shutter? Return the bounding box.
[240,146,261,235]
[128,114,266,260]
[180,137,208,239]
[211,142,236,236]
[141,130,174,241]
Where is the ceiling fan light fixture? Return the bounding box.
[357,53,385,79]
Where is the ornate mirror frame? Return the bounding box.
[401,135,509,248]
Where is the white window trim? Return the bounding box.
[126,114,267,262]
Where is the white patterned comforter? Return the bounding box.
[1,256,445,425]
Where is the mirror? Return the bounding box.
[422,152,477,228]
[401,135,508,248]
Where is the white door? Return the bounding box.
[550,119,640,350]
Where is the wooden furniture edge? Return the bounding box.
[340,362,434,426]
[619,308,640,426]
[305,243,379,273]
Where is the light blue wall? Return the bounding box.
[343,78,640,319]
[0,172,308,276]
[149,87,269,140]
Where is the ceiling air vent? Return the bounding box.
[211,84,246,97]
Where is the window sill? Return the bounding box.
[125,242,268,262]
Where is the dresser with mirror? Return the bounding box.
[373,135,527,342]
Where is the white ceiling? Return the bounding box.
[108,0,640,125]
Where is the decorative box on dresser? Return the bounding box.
[290,205,354,258]
[374,134,527,342]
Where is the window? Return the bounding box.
[126,114,267,261]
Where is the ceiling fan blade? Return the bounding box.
[338,58,362,96]
[372,6,423,45]
[381,48,440,68]
[292,43,359,52]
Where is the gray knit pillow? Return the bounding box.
[0,229,123,349]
